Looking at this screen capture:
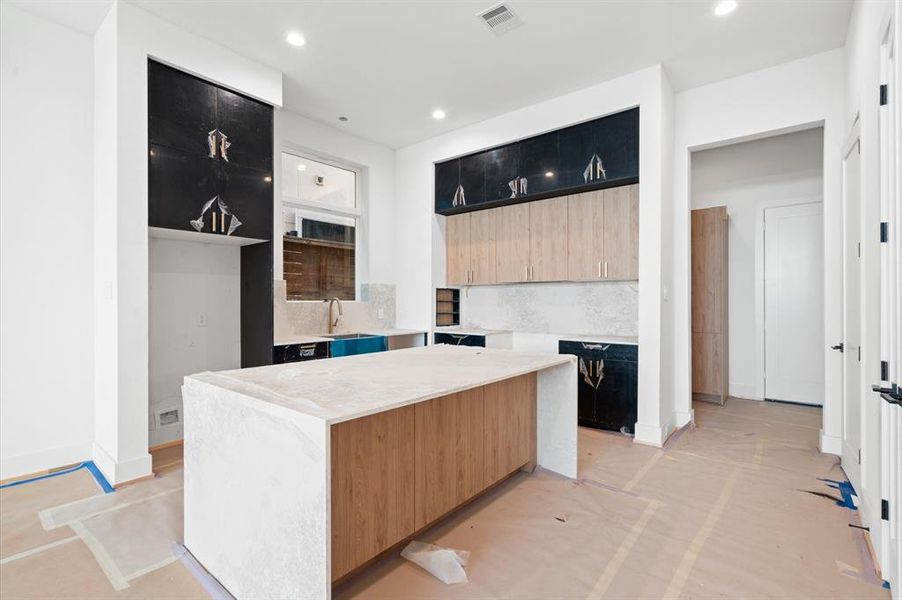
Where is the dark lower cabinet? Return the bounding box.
[559,340,638,434]
[434,333,486,347]
[272,341,329,364]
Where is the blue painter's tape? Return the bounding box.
[818,478,857,510]
[84,461,115,494]
[0,461,114,494]
[883,580,891,589]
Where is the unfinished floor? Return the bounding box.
[0,399,890,599]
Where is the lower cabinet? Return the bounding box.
[559,341,638,434]
[272,341,328,364]
[433,332,486,347]
[329,373,536,582]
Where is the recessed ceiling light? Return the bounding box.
[286,31,306,47]
[545,171,554,178]
[432,109,446,120]
[297,164,307,172]
[714,0,737,16]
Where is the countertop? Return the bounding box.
[185,345,573,424]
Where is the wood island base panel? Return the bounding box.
[182,346,577,599]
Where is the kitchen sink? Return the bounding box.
[327,333,387,357]
[325,333,379,340]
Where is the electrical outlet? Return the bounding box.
[377,308,384,320]
[197,313,207,327]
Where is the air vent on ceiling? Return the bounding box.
[478,3,523,36]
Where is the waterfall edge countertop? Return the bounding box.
[185,345,574,424]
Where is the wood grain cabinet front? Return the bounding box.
[329,374,537,583]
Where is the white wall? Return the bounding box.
[148,239,240,447]
[274,109,396,288]
[672,49,845,445]
[0,4,95,479]
[395,65,675,446]
[691,128,824,400]
[92,0,282,484]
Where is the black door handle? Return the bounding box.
[831,343,844,352]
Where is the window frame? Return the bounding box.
[280,146,365,302]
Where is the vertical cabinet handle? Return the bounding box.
[603,261,608,278]
[597,261,601,278]
[524,265,528,281]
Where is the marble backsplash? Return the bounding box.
[274,280,396,339]
[460,281,638,337]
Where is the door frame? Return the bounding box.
[840,118,863,493]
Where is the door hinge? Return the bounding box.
[881,360,889,381]
[882,499,889,520]
[858,242,861,257]
[858,346,861,362]
[880,222,889,243]
[880,84,888,106]
[858,449,861,464]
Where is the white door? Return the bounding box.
[842,138,862,492]
[764,202,825,405]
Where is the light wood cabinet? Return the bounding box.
[330,375,537,582]
[567,190,605,280]
[529,196,569,282]
[691,206,728,404]
[469,209,497,285]
[414,387,485,529]
[446,213,470,286]
[495,203,531,283]
[445,184,638,287]
[484,373,536,486]
[330,406,416,581]
[603,185,639,280]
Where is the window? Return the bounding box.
[281,152,358,301]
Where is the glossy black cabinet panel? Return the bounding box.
[434,107,638,215]
[434,160,460,211]
[520,132,560,195]
[217,88,273,172]
[148,59,273,240]
[148,62,216,155]
[459,152,487,207]
[559,341,638,434]
[273,342,329,364]
[434,332,486,347]
[484,143,520,202]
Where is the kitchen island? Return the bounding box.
[182,345,576,600]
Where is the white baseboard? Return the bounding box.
[675,409,695,427]
[92,443,153,486]
[0,442,92,481]
[634,421,670,447]
[819,431,841,456]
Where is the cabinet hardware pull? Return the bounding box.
[524,265,528,281]
[212,211,217,233]
[597,261,601,278]
[603,261,608,278]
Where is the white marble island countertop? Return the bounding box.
[185,345,573,425]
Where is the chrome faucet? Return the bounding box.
[327,297,343,334]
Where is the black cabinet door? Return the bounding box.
[434,333,486,347]
[459,152,487,208]
[218,163,274,240]
[558,120,598,190]
[434,160,460,213]
[148,62,216,156]
[484,143,520,202]
[273,342,329,364]
[217,88,273,172]
[519,131,560,196]
[594,108,639,186]
[560,341,638,433]
[148,144,217,232]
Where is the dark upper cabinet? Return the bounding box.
[217,88,273,172]
[434,107,638,215]
[519,132,560,196]
[459,152,486,207]
[434,160,460,213]
[484,143,520,202]
[148,59,273,240]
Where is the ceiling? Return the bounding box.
[11,1,852,148]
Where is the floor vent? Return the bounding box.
[478,3,523,35]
